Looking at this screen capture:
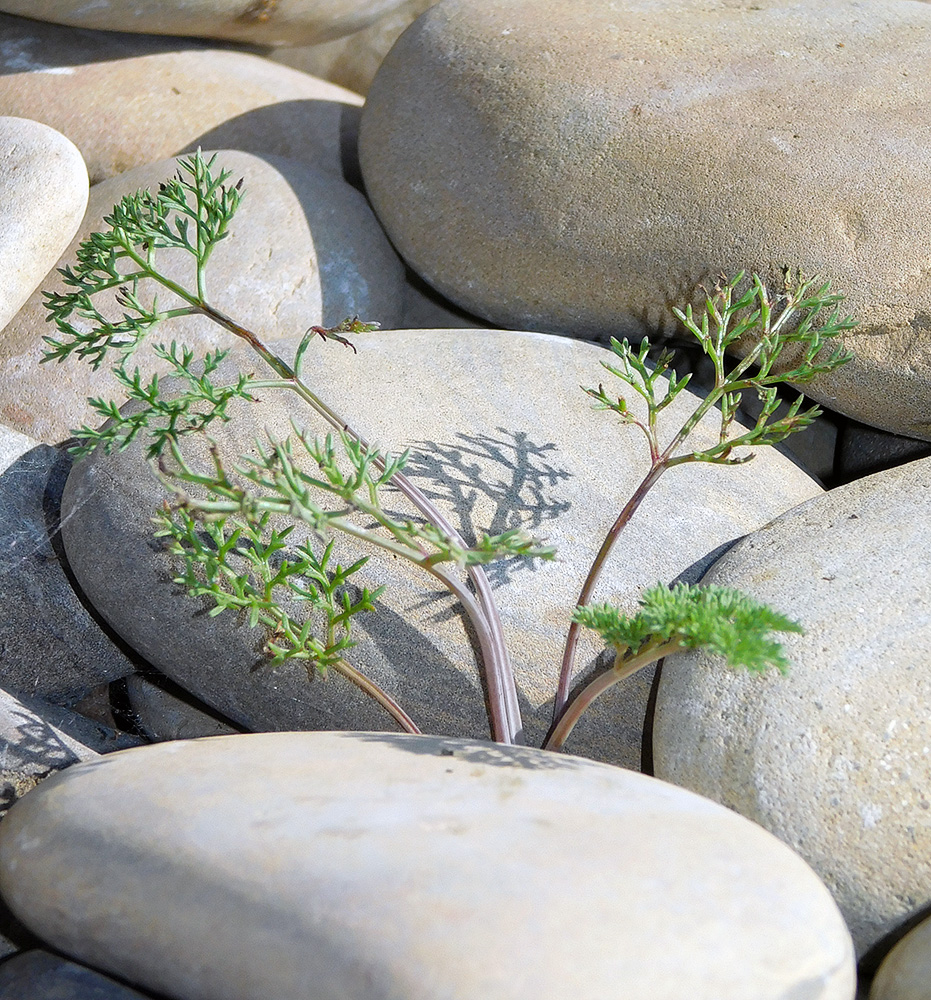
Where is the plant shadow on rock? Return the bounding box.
[0,710,85,815]
[400,428,571,589]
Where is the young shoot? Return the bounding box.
[41,150,551,744]
[42,150,856,755]
[551,270,855,730]
[545,583,803,751]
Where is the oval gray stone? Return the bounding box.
[653,456,931,956]
[0,117,86,335]
[0,732,857,1000]
[0,14,363,185]
[60,328,821,765]
[1,150,405,443]
[125,674,241,743]
[0,424,136,702]
[359,0,931,439]
[0,0,409,48]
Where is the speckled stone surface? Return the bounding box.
[653,456,931,956]
[0,732,857,1000]
[360,0,931,439]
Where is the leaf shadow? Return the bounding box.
[398,428,573,588]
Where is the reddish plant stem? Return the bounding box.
[333,658,421,734]
[546,641,681,751]
[195,301,522,744]
[552,459,669,723]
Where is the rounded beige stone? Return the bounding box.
[0,149,405,443]
[0,732,857,999]
[359,0,931,439]
[0,13,363,185]
[60,328,821,766]
[0,117,87,334]
[266,0,438,96]
[871,915,931,999]
[0,0,409,46]
[652,456,931,957]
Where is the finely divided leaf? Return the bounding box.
[573,582,803,674]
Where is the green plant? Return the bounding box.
[41,152,855,751]
[549,268,854,736]
[545,583,803,751]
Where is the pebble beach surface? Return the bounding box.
[0,1,928,997]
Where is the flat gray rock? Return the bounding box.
[0,685,100,818]
[2,150,405,444]
[61,328,821,764]
[0,425,136,703]
[837,422,931,483]
[0,117,86,335]
[0,0,409,46]
[0,732,857,1000]
[653,456,931,956]
[8,693,141,761]
[0,14,363,186]
[360,0,931,439]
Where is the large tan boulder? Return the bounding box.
[0,732,857,1000]
[653,456,931,956]
[359,0,931,439]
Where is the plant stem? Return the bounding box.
[553,341,742,723]
[145,282,520,744]
[545,640,682,751]
[553,459,668,719]
[332,658,421,734]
